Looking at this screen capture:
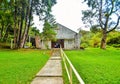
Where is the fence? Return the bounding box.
[60,48,85,84]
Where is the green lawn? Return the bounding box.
[64,48,120,84]
[0,49,50,84]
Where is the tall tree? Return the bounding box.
[20,0,57,48]
[17,1,26,48]
[13,0,18,48]
[0,0,14,42]
[20,0,30,48]
[42,21,56,41]
[0,0,57,48]
[82,0,120,49]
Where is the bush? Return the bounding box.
[24,42,32,48]
[89,32,101,48]
[81,43,89,48]
[90,37,100,48]
[112,44,120,48]
[107,36,120,44]
[0,42,10,49]
[45,44,49,49]
[107,34,120,48]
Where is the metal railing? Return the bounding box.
[60,48,85,84]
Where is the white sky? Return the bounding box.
[33,0,89,32]
[51,0,89,32]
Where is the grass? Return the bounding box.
[0,49,50,84]
[64,48,120,84]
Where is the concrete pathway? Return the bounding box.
[31,49,63,84]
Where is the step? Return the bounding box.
[31,77,63,84]
[50,57,61,60]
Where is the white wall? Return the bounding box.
[41,40,51,49]
[64,39,75,49]
[41,39,76,49]
[75,33,80,49]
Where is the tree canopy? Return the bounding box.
[82,0,120,49]
[0,0,57,49]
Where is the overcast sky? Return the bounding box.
[33,0,89,32]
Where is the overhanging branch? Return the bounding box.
[107,16,120,33]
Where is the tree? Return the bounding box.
[42,21,56,41]
[0,0,57,49]
[31,27,40,36]
[80,30,91,48]
[82,0,120,49]
[20,0,57,48]
[42,21,56,49]
[90,25,101,33]
[0,0,14,42]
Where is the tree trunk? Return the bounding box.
[14,0,17,48]
[100,30,107,49]
[24,0,33,46]
[17,4,25,48]
[35,36,41,48]
[0,24,4,39]
[20,0,33,48]
[17,20,20,47]
[20,1,29,48]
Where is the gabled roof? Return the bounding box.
[55,23,78,39]
[57,23,77,33]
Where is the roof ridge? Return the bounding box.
[57,23,77,33]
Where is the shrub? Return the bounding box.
[81,43,89,48]
[107,34,120,48]
[112,44,120,48]
[24,42,32,48]
[107,36,120,44]
[88,32,101,48]
[0,42,10,49]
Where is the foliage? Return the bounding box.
[65,48,120,84]
[107,31,120,48]
[80,30,120,48]
[42,21,56,41]
[108,36,120,44]
[89,32,101,47]
[25,42,32,47]
[80,29,101,48]
[29,27,41,36]
[90,25,101,33]
[0,49,50,83]
[0,0,57,48]
[0,0,14,42]
[82,0,120,49]
[82,0,120,30]
[45,43,49,49]
[0,42,10,49]
[81,43,89,48]
[80,30,91,48]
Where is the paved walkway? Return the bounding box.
[31,49,63,84]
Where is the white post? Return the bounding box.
[11,39,13,49]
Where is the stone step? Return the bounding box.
[50,57,61,60]
[31,77,63,84]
